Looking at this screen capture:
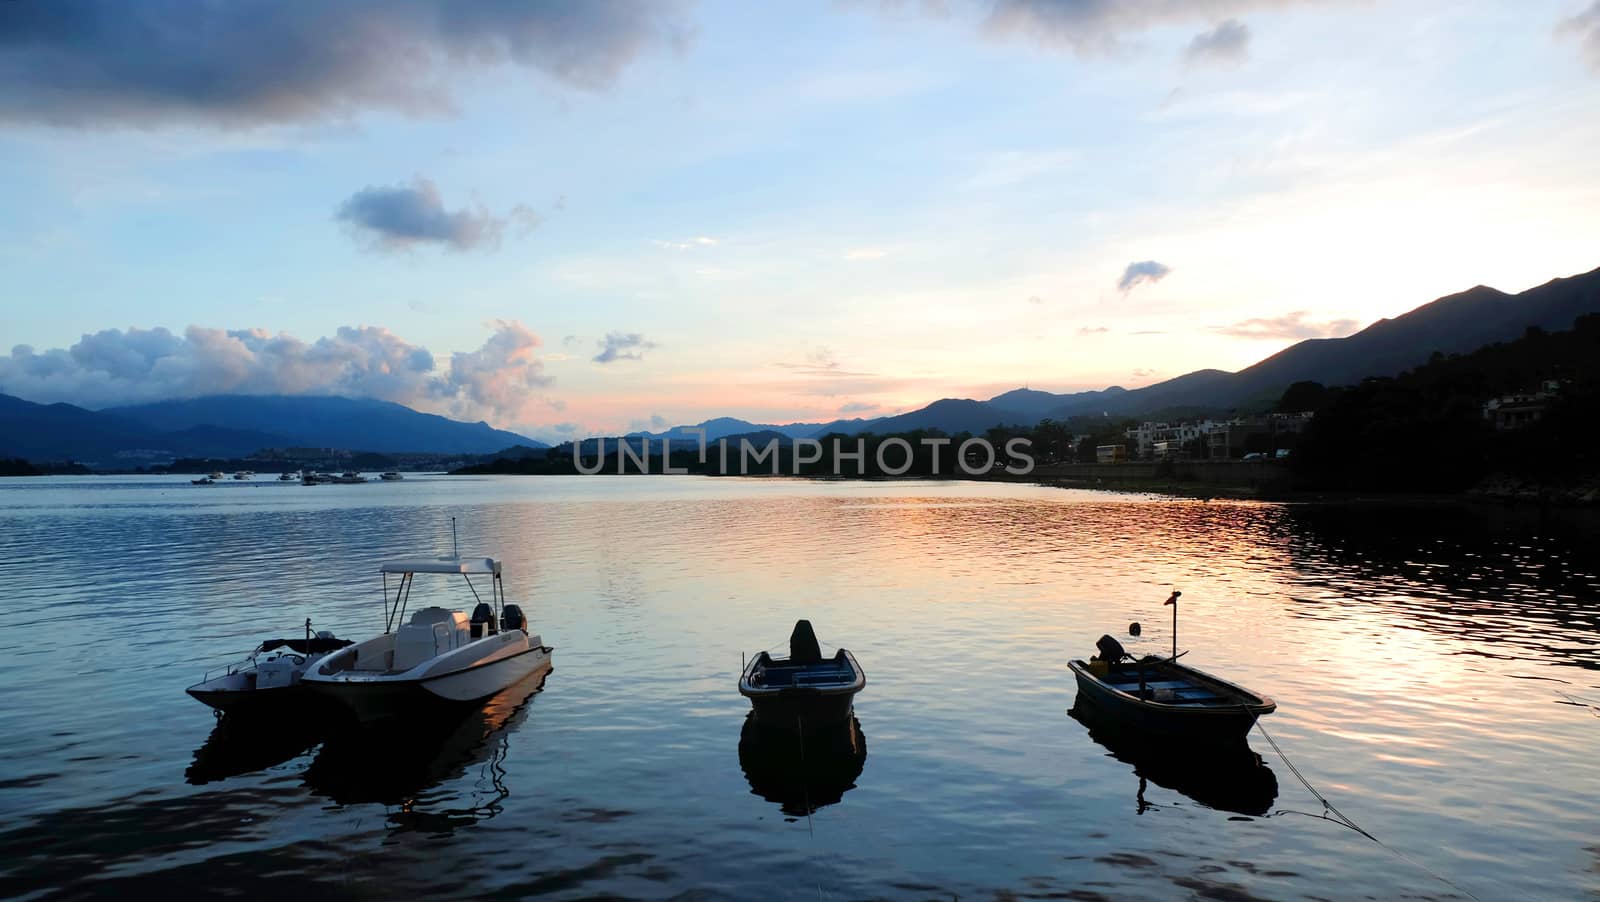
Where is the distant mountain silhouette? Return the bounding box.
[107,395,544,454]
[24,266,1591,466]
[627,416,826,443]
[0,393,546,466]
[796,265,1600,435]
[972,266,1600,425]
[988,387,1125,418]
[0,394,298,464]
[535,264,1600,446]
[1040,369,1238,420]
[842,398,1032,435]
[806,416,882,437]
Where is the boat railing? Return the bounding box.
[199,650,257,683]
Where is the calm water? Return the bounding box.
[0,475,1596,900]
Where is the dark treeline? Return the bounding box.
[165,452,401,474]
[1289,314,1598,492]
[0,458,91,477]
[456,417,1152,478]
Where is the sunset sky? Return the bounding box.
[2,1,1598,441]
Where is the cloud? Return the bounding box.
[593,332,656,364]
[776,347,876,378]
[435,320,552,420]
[626,413,674,432]
[843,248,890,260]
[336,178,535,252]
[1211,311,1361,340]
[0,320,552,427]
[0,1,691,128]
[838,401,881,414]
[973,0,1319,54]
[653,236,719,250]
[1117,260,1172,293]
[1559,2,1600,72]
[1185,19,1251,65]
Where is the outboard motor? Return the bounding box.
[789,619,823,664]
[502,604,526,633]
[1094,633,1128,663]
[470,602,497,638]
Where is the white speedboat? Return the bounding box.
[303,556,552,723]
[332,471,367,484]
[379,471,403,481]
[278,471,298,481]
[187,621,352,715]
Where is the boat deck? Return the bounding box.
[1098,671,1240,707]
[753,659,856,689]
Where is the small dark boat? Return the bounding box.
[1069,592,1273,743]
[739,620,865,730]
[187,630,353,715]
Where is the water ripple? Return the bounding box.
[0,476,1595,899]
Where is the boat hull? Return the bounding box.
[739,648,864,731]
[186,682,306,716]
[745,690,858,731]
[186,653,345,717]
[1069,659,1273,744]
[307,645,553,725]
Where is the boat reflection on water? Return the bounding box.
[1070,700,1278,817]
[738,713,867,817]
[303,669,550,833]
[185,714,327,785]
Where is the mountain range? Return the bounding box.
[6,265,1597,467]
[619,264,1600,443]
[0,394,544,466]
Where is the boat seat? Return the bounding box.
[393,623,443,672]
[1104,679,1196,690]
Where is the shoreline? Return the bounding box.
[17,465,1594,510]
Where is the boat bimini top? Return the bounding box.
[380,556,501,576]
[378,556,517,635]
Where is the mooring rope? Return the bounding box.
[1556,691,1600,716]
[1246,711,1482,901]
